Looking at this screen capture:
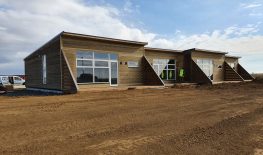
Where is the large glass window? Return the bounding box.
[153,59,176,80]
[95,61,108,67]
[94,53,109,60]
[77,60,92,67]
[76,51,118,84]
[110,54,118,60]
[94,68,109,82]
[77,68,93,83]
[77,51,93,59]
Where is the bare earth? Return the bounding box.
[0,82,263,155]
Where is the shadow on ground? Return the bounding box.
[2,90,62,97]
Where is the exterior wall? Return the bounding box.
[25,38,62,90]
[225,57,239,72]
[61,35,145,89]
[144,50,184,82]
[224,62,244,81]
[142,56,164,86]
[191,51,225,82]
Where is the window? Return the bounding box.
[76,51,118,84]
[111,62,118,85]
[127,61,139,68]
[153,59,176,80]
[77,60,92,66]
[77,68,93,83]
[94,68,109,82]
[94,53,109,60]
[196,59,213,80]
[110,54,118,60]
[95,61,108,67]
[42,55,47,84]
[77,51,93,59]
[228,63,235,69]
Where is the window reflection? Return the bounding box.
[153,59,176,80]
[76,51,118,84]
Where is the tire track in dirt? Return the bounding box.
[86,107,263,155]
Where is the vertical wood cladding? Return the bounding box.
[191,51,225,82]
[142,56,164,86]
[25,38,62,90]
[237,64,254,80]
[61,35,145,88]
[224,62,244,81]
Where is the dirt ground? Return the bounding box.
[0,82,262,155]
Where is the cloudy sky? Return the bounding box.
[0,0,263,74]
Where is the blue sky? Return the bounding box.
[0,0,263,74]
[90,0,263,35]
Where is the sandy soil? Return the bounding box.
[0,82,262,155]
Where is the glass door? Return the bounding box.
[110,61,118,86]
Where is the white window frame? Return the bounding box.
[76,51,118,85]
[196,59,213,80]
[153,59,176,80]
[42,55,47,84]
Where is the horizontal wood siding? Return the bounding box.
[61,35,145,88]
[224,62,244,81]
[237,64,254,80]
[191,51,225,82]
[25,38,62,90]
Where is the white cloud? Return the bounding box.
[148,26,263,73]
[0,0,263,74]
[149,24,263,55]
[241,3,262,9]
[249,12,263,16]
[0,0,155,74]
[123,0,140,13]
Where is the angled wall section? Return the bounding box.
[191,59,212,84]
[61,50,78,93]
[142,56,164,86]
[24,36,62,90]
[237,64,254,80]
[224,62,244,81]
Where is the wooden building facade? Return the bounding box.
[24,32,254,93]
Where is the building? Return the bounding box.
[24,32,254,93]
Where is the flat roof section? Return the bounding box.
[62,31,148,46]
[186,48,228,54]
[145,47,183,53]
[226,55,242,59]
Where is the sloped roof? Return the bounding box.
[186,48,228,54]
[145,47,182,53]
[62,31,148,46]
